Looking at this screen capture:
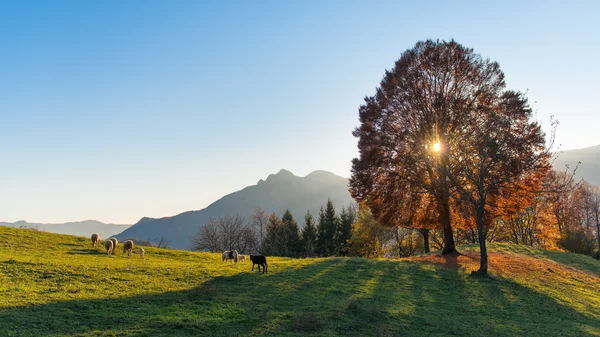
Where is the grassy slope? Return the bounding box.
[1,226,599,337]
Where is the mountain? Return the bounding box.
[552,144,600,186]
[116,169,354,250]
[0,220,131,239]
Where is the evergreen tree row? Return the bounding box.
[261,199,356,257]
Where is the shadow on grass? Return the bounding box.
[65,249,104,255]
[0,257,598,337]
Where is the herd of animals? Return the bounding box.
[90,233,142,258]
[90,233,268,273]
[222,249,268,273]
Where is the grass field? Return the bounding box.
[1,226,599,337]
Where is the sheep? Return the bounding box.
[104,240,114,255]
[249,255,268,273]
[139,248,145,259]
[123,240,134,257]
[91,233,99,248]
[238,255,247,263]
[109,237,118,253]
[222,250,238,263]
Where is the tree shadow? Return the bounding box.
[1,257,599,337]
[363,258,600,337]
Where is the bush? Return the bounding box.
[557,228,596,256]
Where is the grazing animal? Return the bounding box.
[104,240,114,255]
[238,255,246,263]
[91,233,99,247]
[123,240,134,256]
[139,248,145,259]
[222,250,239,263]
[249,255,268,273]
[109,237,118,253]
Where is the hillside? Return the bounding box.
[553,144,600,186]
[0,220,131,238]
[117,169,354,250]
[1,227,599,336]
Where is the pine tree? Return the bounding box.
[261,212,283,256]
[262,211,301,257]
[316,206,327,256]
[301,210,318,257]
[317,199,339,256]
[336,205,357,255]
[281,209,301,257]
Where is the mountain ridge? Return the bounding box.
[552,144,600,186]
[116,169,354,250]
[0,220,131,238]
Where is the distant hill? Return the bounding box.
[116,169,354,250]
[552,144,600,186]
[0,220,131,239]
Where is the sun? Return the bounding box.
[432,141,441,152]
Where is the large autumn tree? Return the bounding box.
[351,40,515,254]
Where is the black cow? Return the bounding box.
[249,255,268,273]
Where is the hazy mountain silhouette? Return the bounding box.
[552,144,600,186]
[116,169,354,250]
[0,220,131,239]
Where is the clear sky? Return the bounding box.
[1,0,598,224]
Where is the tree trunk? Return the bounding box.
[439,195,457,254]
[473,206,488,277]
[420,229,430,253]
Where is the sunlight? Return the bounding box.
[432,141,441,152]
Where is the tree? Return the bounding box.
[155,236,172,249]
[251,206,269,250]
[355,176,439,254]
[560,181,599,256]
[348,204,391,258]
[448,76,551,276]
[495,179,558,250]
[281,209,302,257]
[262,213,284,256]
[191,215,253,253]
[410,194,439,253]
[238,227,260,254]
[301,210,318,257]
[544,168,580,233]
[389,227,421,257]
[336,205,357,256]
[350,40,509,254]
[317,199,339,256]
[583,184,600,256]
[261,211,301,257]
[191,220,221,252]
[316,206,327,256]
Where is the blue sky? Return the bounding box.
[1,0,598,224]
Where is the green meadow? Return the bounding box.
[1,226,599,337]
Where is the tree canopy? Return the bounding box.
[350,39,551,275]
